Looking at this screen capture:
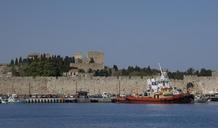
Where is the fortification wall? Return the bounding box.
[0,76,218,95]
[70,63,104,71]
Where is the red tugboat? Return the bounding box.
[117,65,194,104]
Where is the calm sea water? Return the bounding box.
[0,103,218,128]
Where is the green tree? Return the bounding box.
[113,65,118,71]
[10,59,14,65]
[186,68,195,75]
[71,57,75,63]
[108,68,112,76]
[198,68,212,76]
[15,58,18,65]
[19,57,23,64]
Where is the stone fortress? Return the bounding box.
[68,51,104,76]
[0,51,218,96]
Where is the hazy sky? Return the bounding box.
[0,0,218,70]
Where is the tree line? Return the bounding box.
[109,65,212,80]
[9,55,212,79]
[167,68,212,80]
[10,54,75,77]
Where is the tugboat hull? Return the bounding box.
[117,94,194,104]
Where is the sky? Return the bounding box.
[0,0,218,70]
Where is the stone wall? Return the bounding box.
[70,63,104,72]
[0,76,218,95]
[0,65,11,77]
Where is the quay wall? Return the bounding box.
[0,76,218,95]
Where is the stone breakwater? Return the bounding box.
[0,76,218,95]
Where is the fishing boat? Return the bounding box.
[75,91,90,103]
[117,65,194,104]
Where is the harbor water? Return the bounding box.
[0,103,218,128]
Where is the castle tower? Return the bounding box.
[73,52,83,64]
[88,51,104,65]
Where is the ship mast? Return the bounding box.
[158,63,163,75]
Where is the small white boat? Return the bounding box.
[0,97,6,104]
[6,94,19,104]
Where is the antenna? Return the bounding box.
[158,63,163,75]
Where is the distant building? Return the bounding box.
[28,53,41,59]
[27,53,52,59]
[65,68,79,77]
[69,51,104,73]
